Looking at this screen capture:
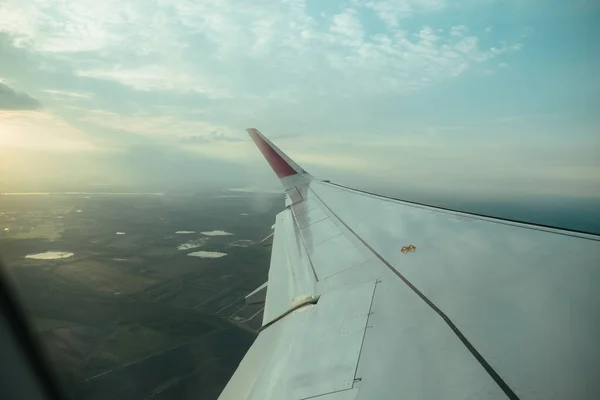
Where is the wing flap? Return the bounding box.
[245,282,267,305]
[218,281,376,400]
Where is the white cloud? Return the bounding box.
[360,0,446,28]
[450,25,468,37]
[362,1,409,27]
[42,89,92,99]
[330,9,364,46]
[0,0,551,197]
[454,36,479,54]
[0,0,521,102]
[76,65,232,99]
[0,1,121,53]
[416,26,438,42]
[72,107,240,142]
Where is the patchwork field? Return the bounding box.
[0,189,281,399]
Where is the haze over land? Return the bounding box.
[0,190,281,399]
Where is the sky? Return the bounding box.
[0,0,598,200]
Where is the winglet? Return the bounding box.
[247,128,311,188]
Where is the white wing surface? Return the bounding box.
[218,129,600,400]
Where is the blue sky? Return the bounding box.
[0,0,598,198]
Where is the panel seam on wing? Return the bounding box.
[309,186,522,400]
[350,278,379,389]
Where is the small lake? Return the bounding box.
[187,251,227,259]
[201,230,233,236]
[25,252,74,260]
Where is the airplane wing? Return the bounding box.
[218,129,600,400]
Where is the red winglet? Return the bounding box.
[247,128,301,179]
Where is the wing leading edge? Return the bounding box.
[218,129,600,400]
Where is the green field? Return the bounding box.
[0,191,279,399]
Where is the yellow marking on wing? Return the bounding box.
[400,244,417,254]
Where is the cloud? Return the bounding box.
[0,0,522,103]
[71,107,243,144]
[0,1,136,53]
[450,25,468,37]
[0,110,100,151]
[7,0,591,201]
[0,82,42,110]
[330,8,364,46]
[42,89,92,99]
[180,131,243,144]
[359,0,446,28]
[76,66,233,99]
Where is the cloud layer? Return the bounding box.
[0,82,41,110]
[0,0,521,102]
[0,0,598,199]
